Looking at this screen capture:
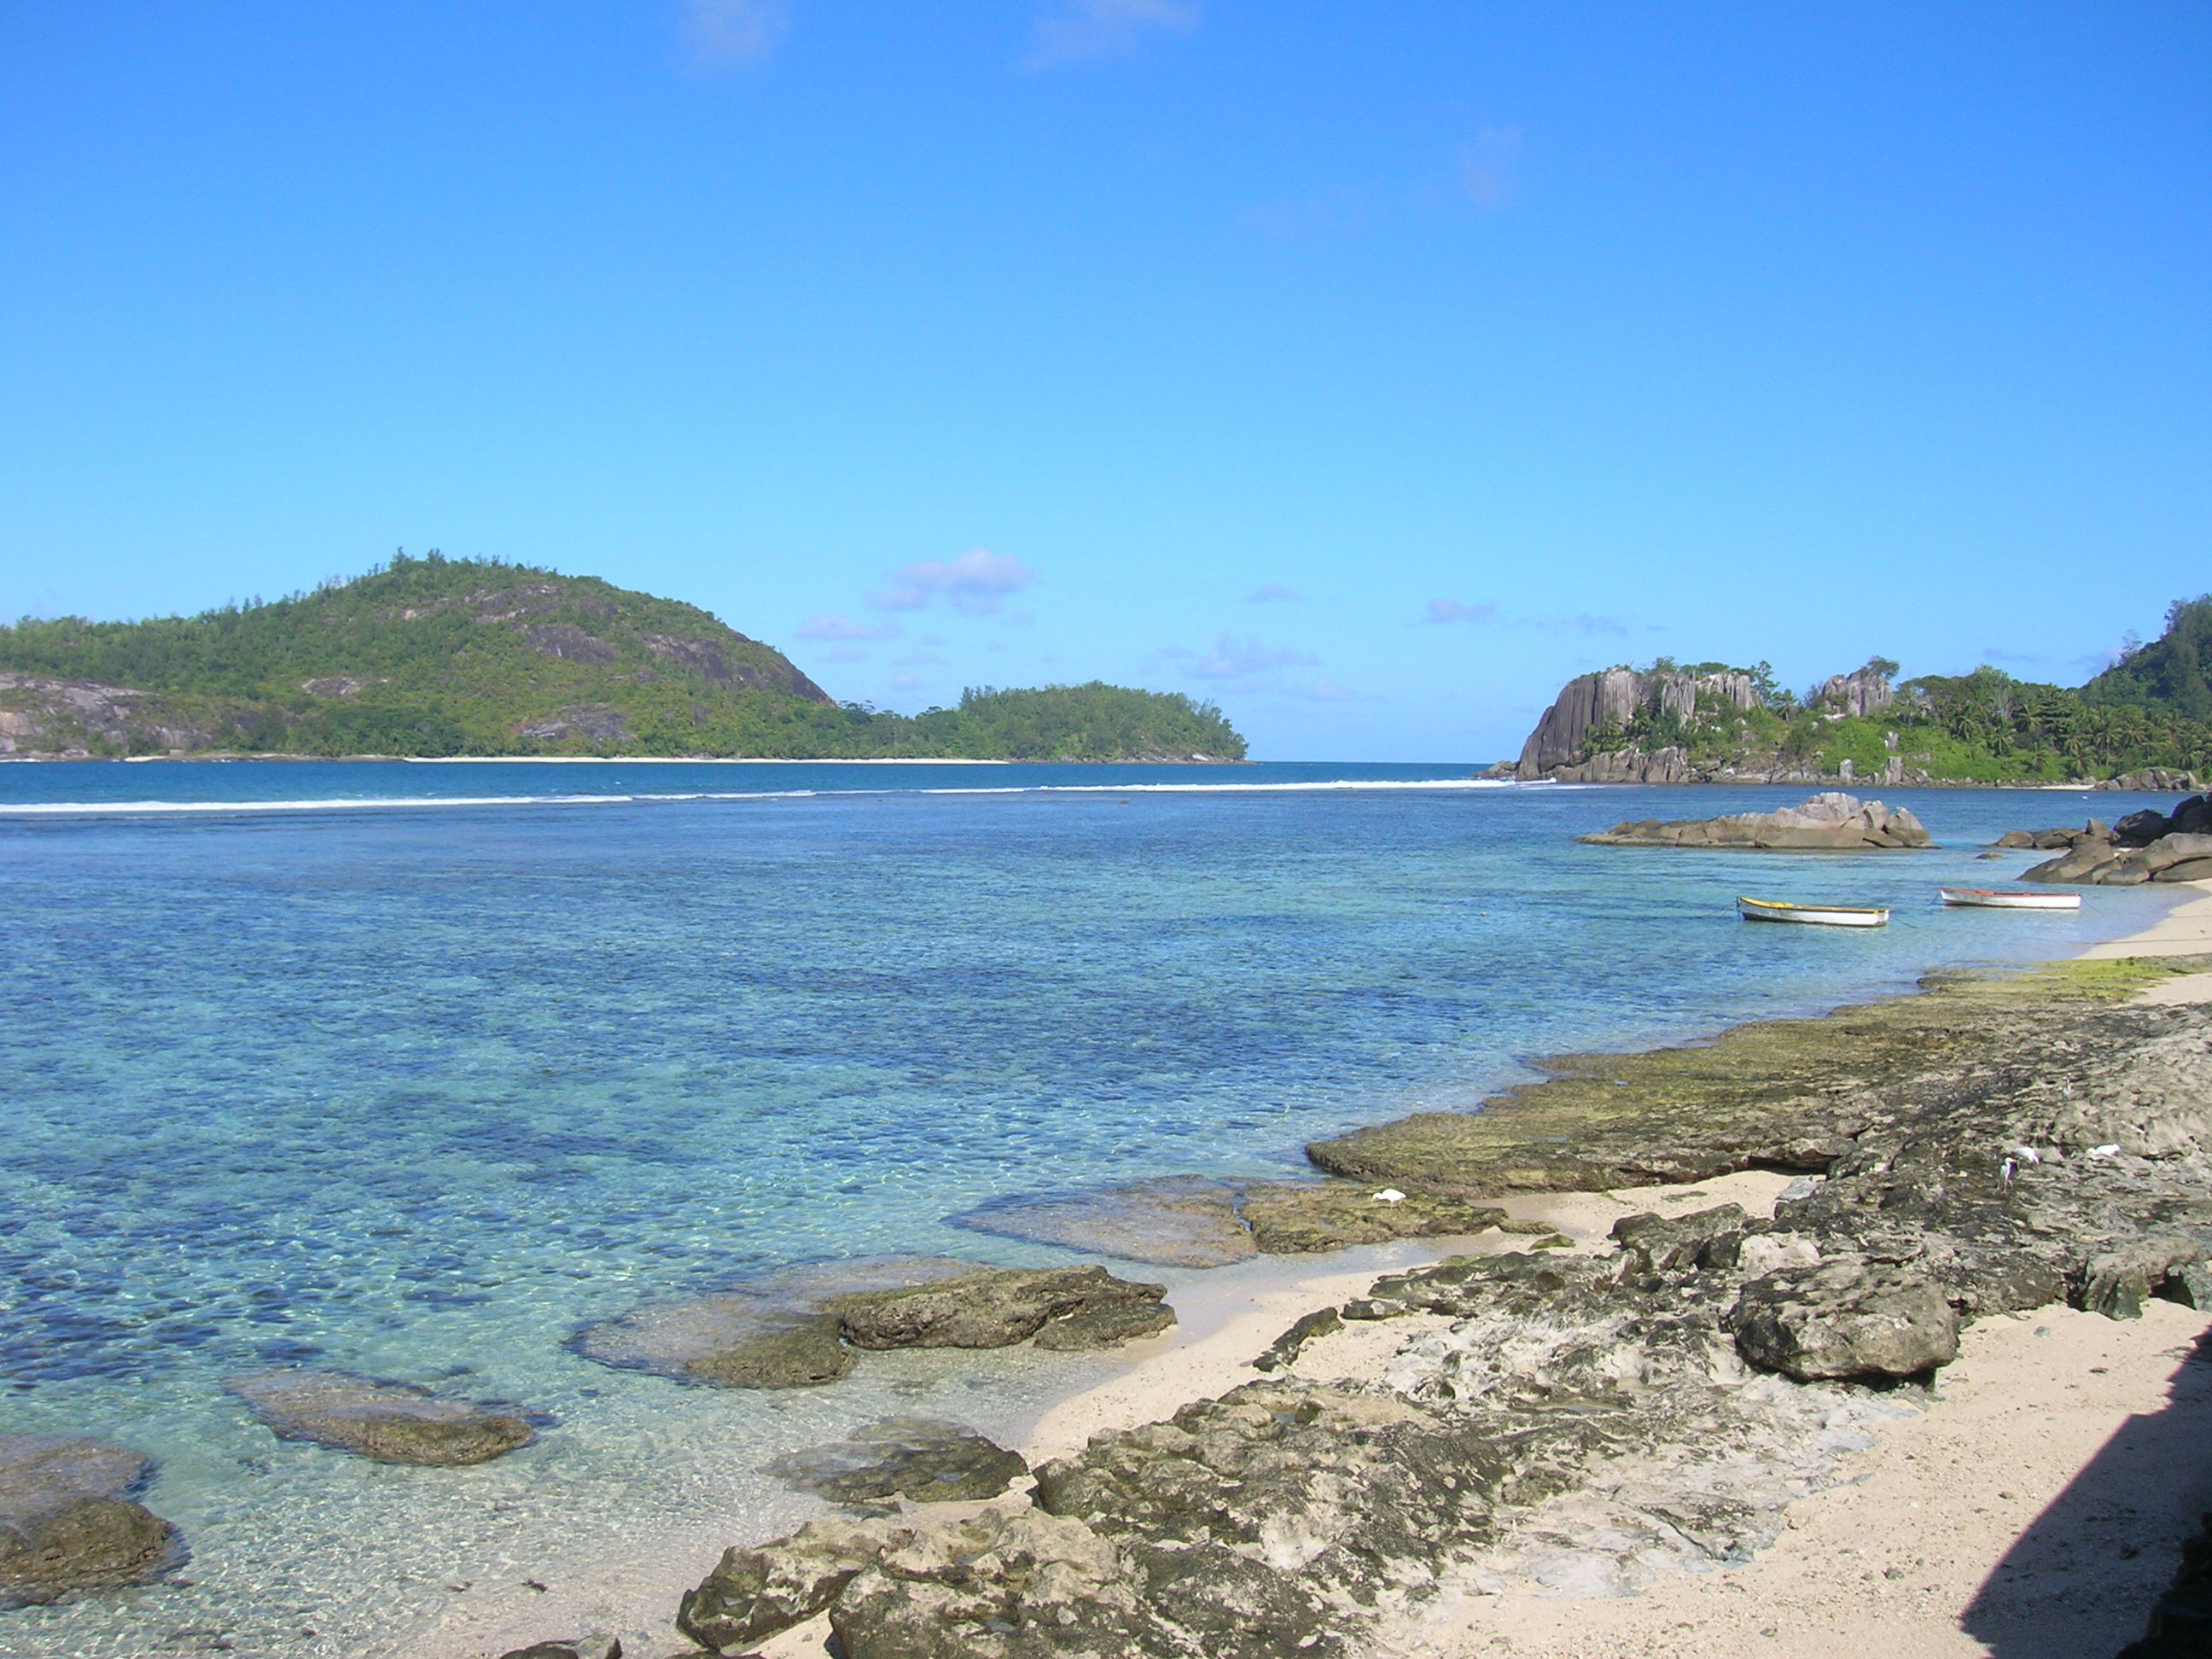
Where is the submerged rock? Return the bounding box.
[765,1417,1028,1505]
[498,1640,619,1659]
[579,1256,1175,1390]
[224,1370,535,1465]
[0,1435,186,1604]
[951,1174,1505,1267]
[1580,791,1930,850]
[951,1177,1257,1267]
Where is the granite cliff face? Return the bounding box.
[1513,666,1758,778]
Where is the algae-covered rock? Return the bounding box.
[225,1370,536,1464]
[766,1417,1028,1505]
[0,1435,187,1604]
[1235,1181,1505,1253]
[1729,1259,1959,1380]
[678,1516,889,1652]
[582,1257,1173,1391]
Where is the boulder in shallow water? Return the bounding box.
[828,1266,1167,1351]
[498,1639,619,1659]
[1580,792,1932,850]
[579,1256,1175,1390]
[0,1434,186,1604]
[765,1417,1028,1505]
[1729,1257,1959,1381]
[225,1370,535,1465]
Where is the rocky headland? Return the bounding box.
[481,954,2212,1659]
[1577,790,1932,851]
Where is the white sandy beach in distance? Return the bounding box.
[406,885,2212,1659]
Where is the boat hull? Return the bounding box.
[1737,897,1889,928]
[1939,888,2082,911]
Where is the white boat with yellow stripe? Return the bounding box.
[1737,895,1890,928]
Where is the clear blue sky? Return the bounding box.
[3,3,2206,760]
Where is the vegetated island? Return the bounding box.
[1492,595,2212,789]
[0,554,1245,762]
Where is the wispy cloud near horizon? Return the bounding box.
[1245,583,1301,603]
[1186,633,1318,681]
[870,549,1035,616]
[1024,0,1197,68]
[680,0,789,71]
[798,613,901,641]
[1423,597,1644,637]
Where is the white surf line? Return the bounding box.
[0,777,1535,815]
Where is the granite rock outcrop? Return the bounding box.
[1579,791,1931,850]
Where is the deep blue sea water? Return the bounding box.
[0,761,2186,1657]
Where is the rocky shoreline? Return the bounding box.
[471,951,2212,1659]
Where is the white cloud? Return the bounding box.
[681,0,788,70]
[825,646,871,663]
[870,548,1035,617]
[1188,633,1318,682]
[1423,598,1500,625]
[1024,0,1197,67]
[892,672,925,690]
[1245,583,1301,603]
[798,613,901,641]
[1458,127,1523,207]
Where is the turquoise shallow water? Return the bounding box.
[0,762,2186,1656]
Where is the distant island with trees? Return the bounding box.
[0,555,1246,762]
[1499,596,2212,788]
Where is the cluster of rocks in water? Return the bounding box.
[1579,790,1932,851]
[3,1160,1487,1607]
[2010,794,2212,886]
[630,958,2212,1658]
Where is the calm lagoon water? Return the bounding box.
[0,761,2183,1656]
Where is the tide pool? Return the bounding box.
[0,764,2181,1656]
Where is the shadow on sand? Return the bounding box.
[1962,1324,2212,1658]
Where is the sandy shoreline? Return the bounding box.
[405,884,2212,1659]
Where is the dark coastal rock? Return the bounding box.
[1729,1258,1959,1381]
[951,1175,1505,1267]
[580,1257,1174,1390]
[225,1370,535,1465]
[0,1435,186,1604]
[1611,1203,1748,1272]
[2023,831,2212,886]
[678,1516,888,1652]
[498,1639,620,1659]
[1250,1306,1342,1372]
[1580,791,1932,850]
[765,1417,1027,1505]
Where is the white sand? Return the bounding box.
[2082,879,2212,960]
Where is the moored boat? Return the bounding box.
[1737,896,1889,928]
[1939,887,2082,911]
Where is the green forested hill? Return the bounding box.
[2081,596,2212,723]
[0,556,1246,760]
